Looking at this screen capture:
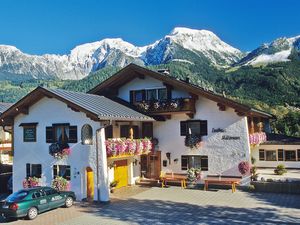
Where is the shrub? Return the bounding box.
[250,166,258,181]
[274,164,287,175]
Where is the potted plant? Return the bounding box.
[187,168,201,188]
[110,180,118,193]
[23,177,41,188]
[238,161,250,176]
[250,166,258,181]
[185,135,202,149]
[51,176,70,191]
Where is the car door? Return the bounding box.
[32,190,49,212]
[45,188,65,209]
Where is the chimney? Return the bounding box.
[185,77,190,83]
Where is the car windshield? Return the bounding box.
[6,190,29,202]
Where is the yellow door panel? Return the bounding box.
[114,160,128,188]
[86,167,94,199]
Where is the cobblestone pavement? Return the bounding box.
[1,187,300,225]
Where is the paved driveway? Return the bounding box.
[1,187,300,224]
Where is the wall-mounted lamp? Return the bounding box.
[174,158,178,164]
[166,152,171,165]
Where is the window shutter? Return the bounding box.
[180,121,187,136]
[105,125,113,139]
[200,120,208,136]
[130,91,135,103]
[26,163,31,178]
[200,156,208,171]
[181,156,188,170]
[120,125,129,138]
[53,165,58,178]
[297,149,300,161]
[66,166,71,181]
[68,126,78,143]
[36,164,42,178]
[46,127,54,143]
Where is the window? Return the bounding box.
[278,149,284,161]
[298,150,300,161]
[120,125,139,139]
[158,89,167,100]
[142,122,153,138]
[32,190,45,199]
[285,150,296,161]
[259,149,265,161]
[146,89,157,101]
[46,124,77,143]
[265,150,277,161]
[105,125,113,139]
[81,124,93,145]
[26,164,42,178]
[20,123,38,142]
[181,155,208,171]
[130,88,167,103]
[53,165,71,180]
[180,120,208,136]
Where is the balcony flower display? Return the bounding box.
[137,101,150,111]
[22,177,41,188]
[51,176,70,191]
[49,142,71,159]
[238,161,250,176]
[105,138,152,157]
[136,98,185,112]
[249,132,267,145]
[185,134,202,149]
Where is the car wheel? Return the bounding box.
[65,197,73,208]
[27,207,38,220]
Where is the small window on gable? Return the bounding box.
[81,124,93,145]
[20,123,38,142]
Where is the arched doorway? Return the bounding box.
[86,167,94,200]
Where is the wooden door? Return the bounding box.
[114,160,128,188]
[86,167,94,200]
[140,151,161,179]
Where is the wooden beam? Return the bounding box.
[186,113,194,119]
[16,107,29,115]
[235,110,245,117]
[138,74,145,79]
[189,93,198,100]
[217,103,226,111]
[67,105,80,112]
[86,113,100,122]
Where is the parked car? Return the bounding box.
[0,187,75,220]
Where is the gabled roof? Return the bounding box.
[0,102,13,114]
[0,87,153,125]
[88,64,274,119]
[261,133,300,145]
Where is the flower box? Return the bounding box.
[105,138,152,157]
[23,177,41,188]
[51,176,70,191]
[249,132,267,145]
[49,143,71,159]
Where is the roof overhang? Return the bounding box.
[88,64,275,119]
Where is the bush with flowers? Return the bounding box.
[238,161,251,175]
[49,142,71,159]
[105,138,152,157]
[51,176,70,191]
[22,177,41,188]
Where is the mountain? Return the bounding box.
[0,27,244,81]
[237,35,300,66]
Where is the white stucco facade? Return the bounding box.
[12,97,109,201]
[117,75,252,183]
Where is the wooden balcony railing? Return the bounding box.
[134,98,195,115]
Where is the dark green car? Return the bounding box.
[0,187,76,220]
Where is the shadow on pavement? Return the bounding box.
[77,198,300,225]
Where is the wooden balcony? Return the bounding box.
[134,98,196,116]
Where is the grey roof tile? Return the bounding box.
[44,88,154,121]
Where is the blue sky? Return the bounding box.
[0,0,299,55]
